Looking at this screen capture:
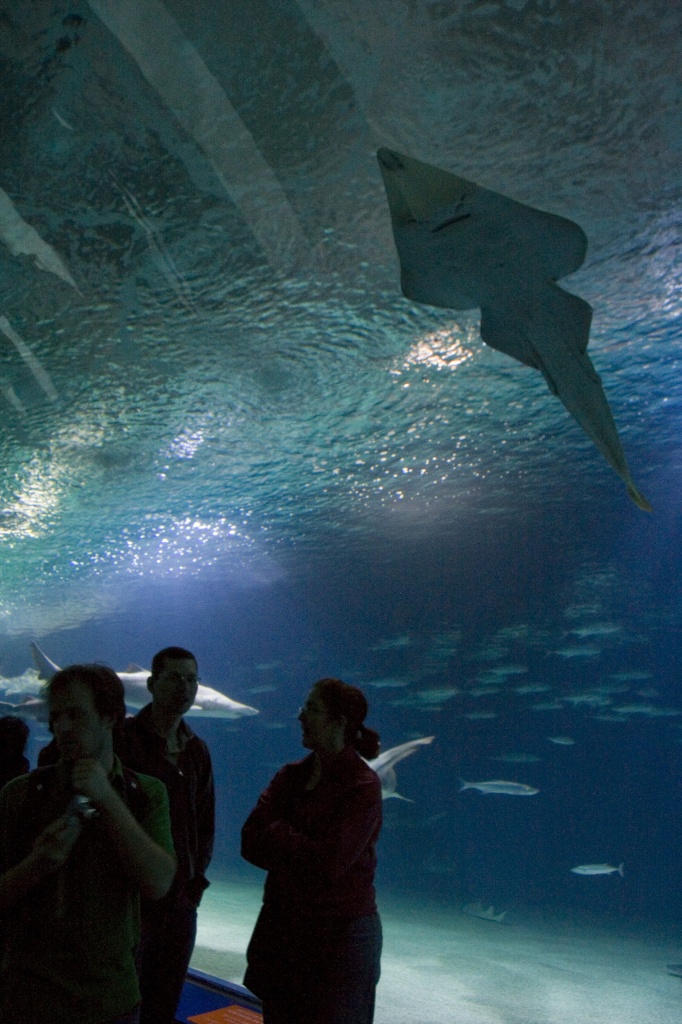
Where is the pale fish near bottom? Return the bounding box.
[462,901,508,923]
[571,862,624,876]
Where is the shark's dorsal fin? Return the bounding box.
[125,663,145,673]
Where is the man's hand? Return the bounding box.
[70,758,117,808]
[30,814,83,873]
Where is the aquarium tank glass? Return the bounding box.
[0,2,680,1022]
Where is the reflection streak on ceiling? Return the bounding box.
[89,0,311,273]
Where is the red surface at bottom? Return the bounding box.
[189,1004,263,1023]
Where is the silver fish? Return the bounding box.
[570,623,621,638]
[571,862,624,876]
[460,779,539,796]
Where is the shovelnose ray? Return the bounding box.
[0,697,47,721]
[29,642,259,720]
[377,148,651,511]
[366,736,434,800]
[462,901,508,923]
[0,668,43,699]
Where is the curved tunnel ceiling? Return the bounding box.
[0,0,679,633]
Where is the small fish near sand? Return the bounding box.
[462,901,508,923]
[570,862,624,876]
[460,779,539,796]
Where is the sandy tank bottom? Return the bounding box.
[190,878,682,1024]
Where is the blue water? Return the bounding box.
[7,527,682,925]
[0,2,681,1018]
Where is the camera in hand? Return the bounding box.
[66,793,99,824]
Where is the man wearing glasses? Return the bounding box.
[120,647,215,1024]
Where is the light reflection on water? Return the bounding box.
[0,0,678,639]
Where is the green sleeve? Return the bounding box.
[137,773,175,857]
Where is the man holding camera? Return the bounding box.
[0,664,176,1024]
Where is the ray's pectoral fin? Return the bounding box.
[377,147,651,511]
[480,306,541,371]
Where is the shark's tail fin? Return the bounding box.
[618,862,625,877]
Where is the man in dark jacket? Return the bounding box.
[120,647,215,1024]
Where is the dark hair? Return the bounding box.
[47,664,127,729]
[151,646,197,677]
[312,678,381,759]
[0,715,30,757]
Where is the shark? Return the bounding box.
[0,642,259,721]
[0,316,58,402]
[377,148,651,511]
[0,668,45,719]
[365,735,434,800]
[0,186,80,291]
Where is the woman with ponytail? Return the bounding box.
[241,678,383,1024]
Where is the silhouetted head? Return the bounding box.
[46,664,126,762]
[309,678,380,759]
[148,646,199,717]
[0,715,30,759]
[150,646,197,677]
[47,664,126,728]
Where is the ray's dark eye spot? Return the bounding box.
[63,14,84,27]
[378,149,404,172]
[432,213,471,233]
[56,36,72,52]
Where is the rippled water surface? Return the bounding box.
[0,0,680,627]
